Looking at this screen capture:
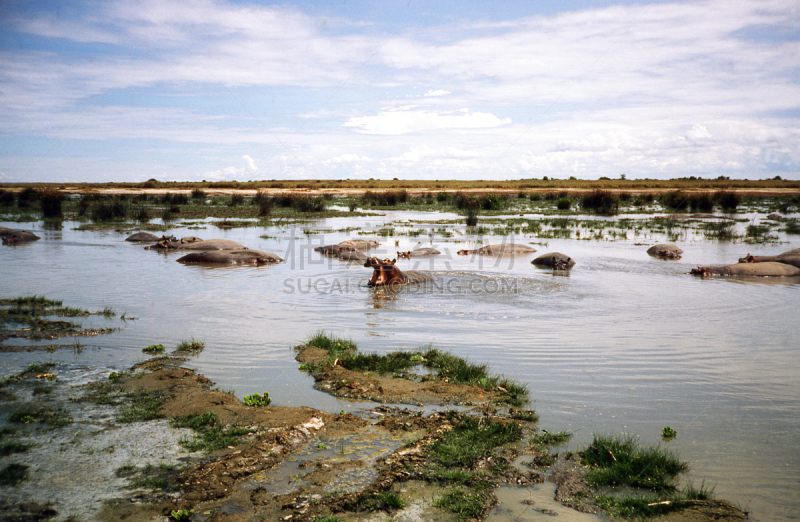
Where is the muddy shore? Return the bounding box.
[0,350,748,522]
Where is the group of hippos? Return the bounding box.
[3,226,800,285]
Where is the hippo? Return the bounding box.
[337,247,367,261]
[738,248,800,270]
[690,262,800,277]
[125,232,163,242]
[531,252,575,270]
[397,248,441,259]
[146,238,245,251]
[457,244,537,256]
[314,245,345,257]
[647,244,683,260]
[339,239,380,251]
[766,213,782,220]
[364,257,434,286]
[0,227,40,245]
[177,250,282,265]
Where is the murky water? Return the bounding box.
[1,211,799,521]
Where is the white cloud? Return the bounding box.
[243,154,258,171]
[424,89,451,97]
[343,108,511,134]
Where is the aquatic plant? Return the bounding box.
[172,411,254,451]
[142,344,165,354]
[175,338,205,354]
[170,509,194,521]
[662,426,677,438]
[716,190,740,212]
[556,197,572,210]
[0,463,29,486]
[428,415,522,468]
[580,189,619,214]
[38,189,64,218]
[582,434,687,492]
[243,392,271,407]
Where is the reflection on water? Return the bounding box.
[1,217,799,522]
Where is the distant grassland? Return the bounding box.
[2,177,799,196]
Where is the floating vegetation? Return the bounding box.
[175,338,205,355]
[0,296,122,344]
[243,392,271,407]
[528,430,572,449]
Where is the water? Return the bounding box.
[1,213,799,521]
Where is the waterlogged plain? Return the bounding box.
[1,186,799,521]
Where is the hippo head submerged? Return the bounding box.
[738,253,755,263]
[396,251,411,259]
[364,257,405,286]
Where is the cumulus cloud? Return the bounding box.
[424,89,451,97]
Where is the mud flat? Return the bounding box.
[0,345,747,522]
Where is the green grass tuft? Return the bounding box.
[0,463,29,486]
[175,338,204,354]
[529,430,572,449]
[435,489,485,521]
[171,411,253,451]
[428,415,522,468]
[582,434,688,492]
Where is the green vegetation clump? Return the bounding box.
[142,344,165,354]
[361,190,409,206]
[172,411,253,451]
[9,406,72,427]
[528,430,572,449]
[660,190,689,210]
[662,426,677,438]
[243,392,271,407]
[434,489,485,521]
[350,491,407,513]
[785,219,800,235]
[38,188,65,218]
[117,390,166,423]
[428,414,522,468]
[582,434,687,492]
[191,188,206,199]
[556,197,572,210]
[170,509,195,522]
[0,189,15,206]
[175,338,205,354]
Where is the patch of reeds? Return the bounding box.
[687,192,715,212]
[175,338,204,354]
[191,188,206,199]
[785,219,800,235]
[0,463,29,486]
[0,189,14,206]
[37,189,64,218]
[556,197,572,210]
[580,189,619,214]
[16,187,38,208]
[465,209,479,227]
[117,390,165,423]
[90,198,128,222]
[361,190,409,206]
[350,491,407,513]
[660,190,689,211]
[229,193,245,206]
[581,434,688,492]
[453,192,480,210]
[716,191,740,212]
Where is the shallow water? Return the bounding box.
[1,212,799,521]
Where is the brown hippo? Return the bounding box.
[738,248,800,269]
[0,227,40,245]
[647,244,683,259]
[146,238,245,251]
[314,245,345,257]
[457,244,536,256]
[337,246,367,261]
[339,239,380,251]
[364,257,433,286]
[691,262,800,277]
[766,213,782,220]
[177,250,282,265]
[531,252,575,270]
[397,248,441,259]
[125,232,163,242]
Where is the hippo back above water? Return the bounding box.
[125,232,163,242]
[457,244,536,256]
[1,227,40,245]
[531,252,575,270]
[177,250,282,265]
[691,262,800,277]
[647,244,683,260]
[738,248,800,269]
[146,238,245,251]
[397,248,441,259]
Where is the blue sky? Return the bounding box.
[1,0,798,183]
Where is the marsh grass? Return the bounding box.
[594,481,715,520]
[528,430,572,449]
[0,441,30,457]
[9,405,72,427]
[350,491,407,513]
[785,219,800,234]
[435,489,485,521]
[428,415,522,468]
[175,338,204,354]
[172,411,253,451]
[117,390,166,423]
[582,434,687,492]
[702,220,737,240]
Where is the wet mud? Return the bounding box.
[0,356,748,522]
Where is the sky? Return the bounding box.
[0,0,798,183]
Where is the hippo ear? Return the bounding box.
[391,258,396,265]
